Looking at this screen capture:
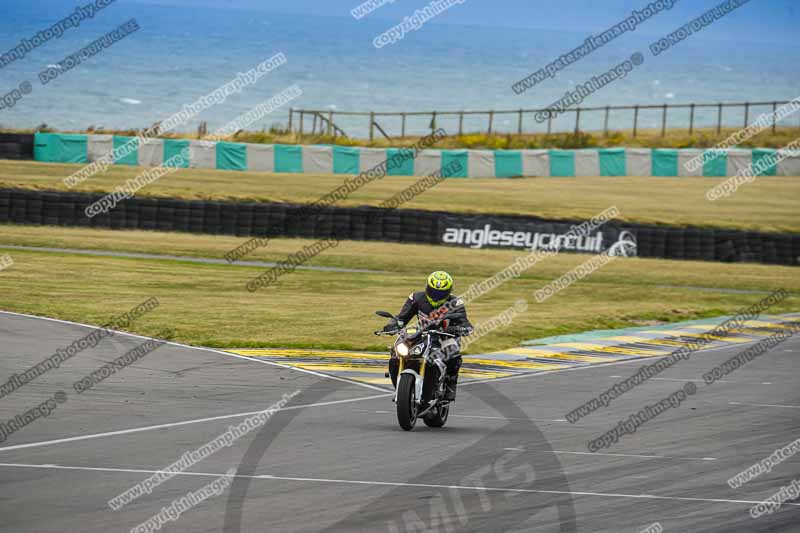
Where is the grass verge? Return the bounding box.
[0,225,798,354]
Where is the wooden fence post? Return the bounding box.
[299,111,304,135]
[488,111,494,135]
[633,105,639,137]
[574,108,581,133]
[517,109,523,135]
[328,110,334,137]
[689,104,695,135]
[716,103,723,134]
[458,112,464,136]
[661,104,668,137]
[401,113,406,138]
[603,106,610,136]
[772,101,778,134]
[743,102,750,128]
[288,108,293,133]
[547,113,552,136]
[369,111,374,142]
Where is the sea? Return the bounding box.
[1,0,798,138]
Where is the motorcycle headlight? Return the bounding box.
[411,344,424,355]
[396,342,409,357]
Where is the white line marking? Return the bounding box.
[1,462,797,508]
[0,309,391,393]
[355,410,566,423]
[449,414,566,422]
[0,394,391,453]
[546,450,716,461]
[728,402,800,409]
[649,377,736,384]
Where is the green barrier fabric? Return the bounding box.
[386,148,415,176]
[33,133,88,163]
[274,144,303,173]
[216,142,247,171]
[494,150,522,178]
[441,150,469,178]
[752,149,778,176]
[113,136,139,166]
[702,150,727,177]
[549,150,575,177]
[333,146,360,174]
[163,139,190,168]
[599,148,626,177]
[652,149,678,177]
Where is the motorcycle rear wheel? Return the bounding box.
[396,374,417,431]
[423,403,450,428]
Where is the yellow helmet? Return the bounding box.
[426,271,453,307]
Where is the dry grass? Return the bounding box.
[1,224,798,353]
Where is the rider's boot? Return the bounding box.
[444,358,461,401]
[387,357,399,388]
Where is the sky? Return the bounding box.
[123,0,800,44]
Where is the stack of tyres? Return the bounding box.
[219,202,238,235]
[156,199,177,233]
[633,227,654,258]
[700,230,716,262]
[296,207,318,239]
[113,200,134,230]
[138,198,159,231]
[650,228,668,259]
[331,210,351,239]
[0,189,11,223]
[348,207,371,241]
[312,207,335,240]
[203,202,222,234]
[282,205,303,238]
[234,203,254,237]
[714,231,738,262]
[56,192,78,226]
[363,207,387,241]
[172,200,191,233]
[10,190,28,224]
[666,228,685,260]
[683,228,702,261]
[0,133,34,160]
[251,204,270,236]
[265,204,287,237]
[745,232,763,264]
[381,213,403,242]
[25,194,44,225]
[188,202,205,233]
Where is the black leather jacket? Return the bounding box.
[392,292,473,336]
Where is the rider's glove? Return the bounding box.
[382,320,399,332]
[446,325,472,336]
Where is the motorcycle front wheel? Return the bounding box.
[396,374,417,431]
[423,403,450,428]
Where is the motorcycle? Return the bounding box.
[374,310,459,431]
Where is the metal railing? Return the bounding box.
[288,100,798,140]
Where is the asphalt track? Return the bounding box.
[0,311,798,532]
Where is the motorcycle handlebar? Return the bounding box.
[373,329,456,337]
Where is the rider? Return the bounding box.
[382,271,473,400]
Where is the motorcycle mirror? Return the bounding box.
[375,310,394,319]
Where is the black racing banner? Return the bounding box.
[438,215,638,257]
